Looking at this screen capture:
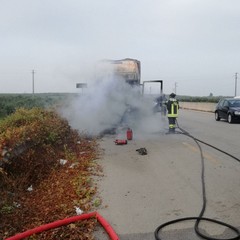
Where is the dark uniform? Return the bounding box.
[166,93,179,132]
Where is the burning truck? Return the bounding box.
[74,58,163,136]
[95,58,141,87]
[96,58,144,128]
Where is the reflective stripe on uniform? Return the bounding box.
[167,101,179,117]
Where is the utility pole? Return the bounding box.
[235,72,238,97]
[174,82,178,95]
[32,70,35,96]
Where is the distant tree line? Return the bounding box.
[0,93,231,119]
[0,93,76,119]
[176,95,231,103]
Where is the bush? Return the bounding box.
[0,108,73,190]
[0,107,99,240]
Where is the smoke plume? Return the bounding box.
[59,74,167,138]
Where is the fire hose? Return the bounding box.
[6,211,119,240]
[155,120,240,240]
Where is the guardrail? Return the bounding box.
[180,102,216,112]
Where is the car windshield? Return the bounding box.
[229,100,240,107]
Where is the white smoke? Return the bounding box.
[59,73,168,137]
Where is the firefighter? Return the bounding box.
[166,93,179,133]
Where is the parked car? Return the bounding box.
[215,98,240,123]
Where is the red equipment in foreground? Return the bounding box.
[126,128,133,140]
[6,212,119,240]
[114,139,127,145]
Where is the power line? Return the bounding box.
[174,82,178,95]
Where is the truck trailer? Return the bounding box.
[95,58,141,86]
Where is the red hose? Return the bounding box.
[96,212,119,240]
[5,211,119,240]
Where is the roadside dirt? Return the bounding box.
[93,111,240,240]
[0,108,102,240]
[93,115,171,239]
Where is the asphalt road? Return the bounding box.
[95,109,240,240]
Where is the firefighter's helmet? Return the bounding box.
[170,93,176,98]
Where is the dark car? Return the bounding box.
[215,98,240,123]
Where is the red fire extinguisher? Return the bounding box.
[126,128,133,140]
[114,139,128,145]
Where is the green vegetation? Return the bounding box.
[0,93,79,120]
[0,107,99,239]
[0,108,72,188]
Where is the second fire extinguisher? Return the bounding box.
[114,139,127,145]
[126,128,133,140]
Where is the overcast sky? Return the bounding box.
[0,0,240,96]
